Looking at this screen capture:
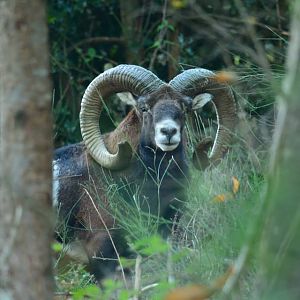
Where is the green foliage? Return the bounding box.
[132,235,169,256]
[49,0,288,147]
[49,0,123,146]
[72,279,137,300]
[73,284,101,300]
[55,264,94,294]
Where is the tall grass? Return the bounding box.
[120,146,265,299]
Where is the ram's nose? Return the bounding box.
[160,127,178,142]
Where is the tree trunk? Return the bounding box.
[167,21,180,80]
[0,1,54,299]
[120,0,142,64]
[259,1,300,299]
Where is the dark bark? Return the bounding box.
[167,21,180,80]
[0,1,54,299]
[120,0,143,64]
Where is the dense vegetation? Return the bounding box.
[50,1,290,299]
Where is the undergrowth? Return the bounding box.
[53,135,267,300]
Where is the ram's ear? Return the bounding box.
[192,93,213,110]
[117,92,137,106]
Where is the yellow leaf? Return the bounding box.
[165,284,211,300]
[170,0,187,9]
[213,71,238,84]
[165,267,234,300]
[232,176,240,194]
[213,192,235,203]
[213,194,227,202]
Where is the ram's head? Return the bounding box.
[80,65,236,170]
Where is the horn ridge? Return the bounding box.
[169,68,237,166]
[80,65,165,170]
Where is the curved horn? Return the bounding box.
[80,64,165,170]
[169,68,237,168]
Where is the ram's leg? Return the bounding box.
[57,240,89,268]
[84,230,130,281]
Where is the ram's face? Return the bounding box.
[137,90,189,152]
[152,100,184,151]
[80,64,237,171]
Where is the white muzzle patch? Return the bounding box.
[154,119,181,152]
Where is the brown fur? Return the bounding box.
[104,109,141,153]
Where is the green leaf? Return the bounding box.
[167,24,175,31]
[48,16,56,24]
[234,55,240,66]
[101,279,123,300]
[152,40,161,49]
[87,47,96,58]
[171,248,190,262]
[73,284,101,300]
[119,289,136,300]
[51,242,63,253]
[132,235,169,255]
[119,257,136,268]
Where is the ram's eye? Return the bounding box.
[140,104,149,112]
[182,96,193,112]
